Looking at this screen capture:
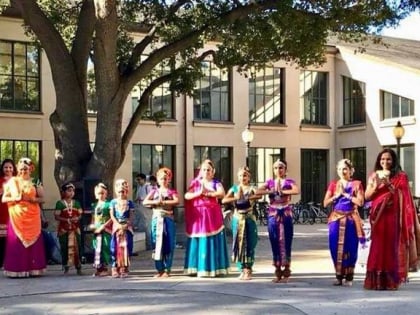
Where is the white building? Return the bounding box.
[1,13,419,210]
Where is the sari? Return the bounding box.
[110,199,134,271]
[3,177,46,277]
[56,199,83,271]
[149,188,177,274]
[265,178,296,272]
[230,184,258,271]
[91,201,112,273]
[327,180,364,282]
[184,178,230,277]
[0,176,10,267]
[364,171,416,290]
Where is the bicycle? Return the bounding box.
[253,201,268,226]
[292,201,313,225]
[307,201,329,224]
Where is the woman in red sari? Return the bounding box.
[364,148,417,290]
[0,159,17,267]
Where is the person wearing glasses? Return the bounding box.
[89,183,112,277]
[323,158,365,287]
[1,157,46,278]
[257,159,300,283]
[184,159,230,277]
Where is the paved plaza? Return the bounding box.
[1,223,420,315]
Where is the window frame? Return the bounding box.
[381,90,415,120]
[300,70,328,126]
[342,76,366,126]
[0,40,41,112]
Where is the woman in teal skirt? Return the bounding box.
[184,159,230,277]
[222,166,261,280]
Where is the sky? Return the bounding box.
[381,12,420,41]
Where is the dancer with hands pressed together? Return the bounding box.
[323,159,365,287]
[222,166,261,280]
[143,167,179,278]
[184,159,230,277]
[109,179,135,278]
[257,159,299,283]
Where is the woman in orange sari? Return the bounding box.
[364,148,417,290]
[1,157,46,278]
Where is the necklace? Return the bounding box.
[116,199,128,212]
[63,199,73,217]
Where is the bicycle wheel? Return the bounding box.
[300,209,312,224]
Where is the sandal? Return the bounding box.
[333,280,343,286]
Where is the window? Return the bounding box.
[193,146,232,189]
[249,67,285,124]
[249,147,285,187]
[300,71,328,125]
[301,149,328,203]
[388,144,415,194]
[342,147,366,188]
[343,76,366,125]
[193,61,230,121]
[132,144,175,186]
[132,57,174,120]
[0,139,41,180]
[381,91,414,120]
[0,40,40,112]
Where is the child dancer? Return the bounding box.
[54,182,83,275]
[143,167,179,278]
[110,179,135,278]
[90,183,112,277]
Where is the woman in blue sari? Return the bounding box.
[222,166,261,280]
[258,159,299,283]
[143,167,179,278]
[323,158,365,287]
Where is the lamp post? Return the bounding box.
[241,124,254,167]
[393,121,405,161]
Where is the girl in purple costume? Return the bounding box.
[258,159,300,283]
[323,159,365,287]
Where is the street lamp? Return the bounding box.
[393,120,405,160]
[241,124,254,167]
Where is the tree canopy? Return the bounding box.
[2,0,418,187]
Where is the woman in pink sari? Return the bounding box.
[184,159,230,277]
[364,148,417,290]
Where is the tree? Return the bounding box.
[2,0,417,188]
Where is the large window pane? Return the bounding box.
[249,147,285,189]
[382,91,414,120]
[193,61,230,121]
[249,66,284,124]
[0,139,41,180]
[132,144,175,190]
[343,76,366,125]
[300,71,328,125]
[342,147,366,188]
[193,146,232,189]
[300,149,328,203]
[0,40,40,112]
